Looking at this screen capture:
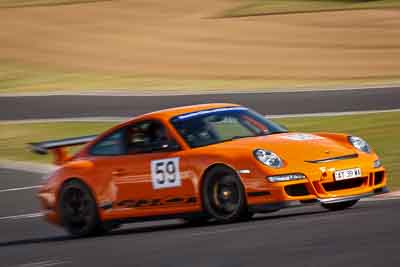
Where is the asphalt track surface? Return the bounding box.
[1,87,400,120]
[0,169,399,267]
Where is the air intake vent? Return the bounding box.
[374,171,385,185]
[285,184,309,196]
[323,177,365,191]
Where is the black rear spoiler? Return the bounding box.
[29,135,97,155]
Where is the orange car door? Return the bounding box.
[109,120,200,218]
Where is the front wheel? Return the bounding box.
[58,180,109,237]
[321,199,359,211]
[202,166,248,223]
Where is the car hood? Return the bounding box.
[210,132,356,162]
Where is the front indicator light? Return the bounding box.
[267,173,306,183]
[373,159,382,168]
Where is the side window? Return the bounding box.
[90,130,125,156]
[126,120,179,154]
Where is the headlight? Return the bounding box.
[373,159,382,168]
[267,173,306,183]
[348,136,371,153]
[254,149,283,168]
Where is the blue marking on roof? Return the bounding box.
[176,107,248,120]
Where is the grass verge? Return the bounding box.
[222,0,400,17]
[0,111,399,188]
[0,122,115,163]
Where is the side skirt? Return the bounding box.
[104,212,206,225]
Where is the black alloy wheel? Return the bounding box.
[202,166,249,222]
[58,180,106,237]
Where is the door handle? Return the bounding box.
[112,169,126,176]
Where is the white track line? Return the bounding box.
[1,108,400,125]
[0,117,128,124]
[0,159,56,174]
[363,196,400,202]
[267,108,400,118]
[0,212,43,221]
[16,260,70,267]
[0,185,42,193]
[0,84,399,97]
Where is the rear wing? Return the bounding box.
[29,135,97,165]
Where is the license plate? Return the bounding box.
[334,168,362,181]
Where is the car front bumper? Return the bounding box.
[249,186,389,213]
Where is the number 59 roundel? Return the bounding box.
[151,157,181,189]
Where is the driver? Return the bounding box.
[147,122,168,144]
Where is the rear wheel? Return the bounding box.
[202,166,248,222]
[241,211,255,221]
[58,180,109,237]
[321,199,359,211]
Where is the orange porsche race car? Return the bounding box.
[31,103,388,237]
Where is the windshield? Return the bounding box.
[170,107,288,148]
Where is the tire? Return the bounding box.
[321,199,359,211]
[58,180,109,237]
[202,166,247,222]
[241,211,255,221]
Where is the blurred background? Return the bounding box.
[1,0,400,93]
[0,1,399,266]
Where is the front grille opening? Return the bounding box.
[323,177,366,192]
[285,183,310,196]
[374,171,385,185]
[369,173,374,186]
